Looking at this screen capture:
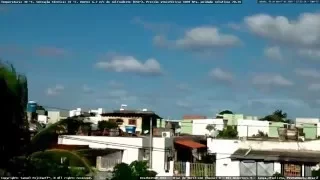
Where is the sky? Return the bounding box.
[1,2,320,119]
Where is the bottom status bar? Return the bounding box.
[0,0,242,3]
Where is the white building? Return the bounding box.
[89,108,104,115]
[69,108,82,117]
[237,119,269,137]
[192,118,269,138]
[58,135,174,174]
[37,114,49,124]
[296,118,320,126]
[192,119,225,136]
[207,138,320,177]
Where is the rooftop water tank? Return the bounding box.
[27,101,37,113]
[125,125,137,134]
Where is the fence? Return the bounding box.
[96,156,122,171]
[173,161,215,176]
[190,122,320,140]
[190,162,215,176]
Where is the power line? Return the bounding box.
[59,135,247,161]
[60,135,171,153]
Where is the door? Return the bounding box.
[257,162,274,176]
[240,161,274,176]
[240,161,257,176]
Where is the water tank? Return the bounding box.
[27,101,37,113]
[125,125,137,134]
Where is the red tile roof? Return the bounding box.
[175,140,206,149]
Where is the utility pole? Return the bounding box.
[149,117,153,169]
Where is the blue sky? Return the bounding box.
[1,2,320,119]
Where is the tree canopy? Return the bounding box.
[218,110,233,115]
[0,61,92,176]
[260,110,290,123]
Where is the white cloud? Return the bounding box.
[95,56,162,75]
[308,83,320,91]
[46,84,64,96]
[176,27,241,51]
[248,98,305,108]
[252,74,293,86]
[244,13,320,48]
[264,46,283,60]
[298,49,320,60]
[209,68,233,82]
[294,68,320,78]
[154,27,241,52]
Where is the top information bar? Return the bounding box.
[0,0,242,3]
[258,0,320,3]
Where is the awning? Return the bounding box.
[175,140,206,149]
[230,149,320,164]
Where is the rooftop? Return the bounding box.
[101,110,162,119]
[231,148,320,163]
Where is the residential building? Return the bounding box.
[47,110,69,124]
[69,108,82,117]
[180,115,207,134]
[207,138,320,177]
[296,118,320,139]
[58,135,174,174]
[237,119,269,137]
[192,119,225,136]
[100,109,162,134]
[216,113,260,126]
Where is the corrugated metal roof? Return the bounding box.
[230,148,320,163]
[175,140,206,149]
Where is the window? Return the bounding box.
[129,119,137,125]
[116,119,124,125]
[282,163,302,176]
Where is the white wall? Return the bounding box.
[296,118,320,126]
[69,108,82,117]
[47,111,60,124]
[207,139,320,176]
[89,108,104,115]
[192,119,224,135]
[237,119,269,137]
[59,135,141,164]
[37,115,48,124]
[58,135,173,174]
[89,116,103,125]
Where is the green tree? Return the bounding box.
[0,62,30,173]
[98,120,118,130]
[0,61,93,176]
[219,110,233,115]
[260,109,289,123]
[111,160,157,180]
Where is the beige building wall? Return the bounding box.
[101,116,143,132]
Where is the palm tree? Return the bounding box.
[0,61,93,176]
[0,61,30,173]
